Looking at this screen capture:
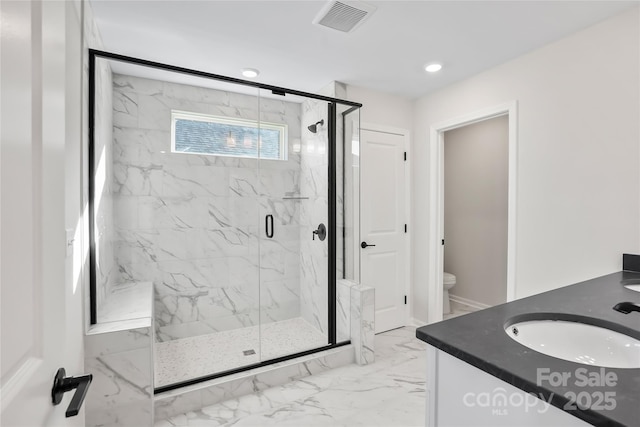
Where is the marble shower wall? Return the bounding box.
[93,56,115,315]
[297,81,356,337]
[109,74,303,342]
[298,98,330,334]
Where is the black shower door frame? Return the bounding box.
[87,49,361,392]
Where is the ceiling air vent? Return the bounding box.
[313,1,377,33]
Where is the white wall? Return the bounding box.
[412,7,640,322]
[346,84,413,130]
[444,116,509,307]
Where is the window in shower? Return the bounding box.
[171,110,287,160]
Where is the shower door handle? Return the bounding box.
[265,214,274,238]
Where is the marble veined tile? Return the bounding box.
[156,327,427,427]
[112,90,138,128]
[86,327,151,358]
[98,281,153,324]
[86,346,152,407]
[163,80,231,106]
[161,165,229,198]
[351,284,375,365]
[113,163,163,196]
[87,399,152,427]
[113,73,163,96]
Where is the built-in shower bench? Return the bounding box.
[84,282,154,427]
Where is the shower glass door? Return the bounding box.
[143,72,264,386]
[89,50,361,392]
[257,89,330,361]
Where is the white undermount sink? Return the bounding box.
[625,284,640,292]
[505,318,640,369]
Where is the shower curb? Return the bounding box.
[154,344,355,421]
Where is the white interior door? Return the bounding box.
[360,128,406,333]
[1,1,85,425]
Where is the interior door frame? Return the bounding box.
[360,122,411,328]
[427,102,518,324]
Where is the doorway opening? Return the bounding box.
[428,102,518,324]
[442,115,508,319]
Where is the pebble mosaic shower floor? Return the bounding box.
[155,317,328,388]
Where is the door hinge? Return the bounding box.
[404,295,407,305]
[404,151,407,161]
[442,239,445,245]
[404,224,407,233]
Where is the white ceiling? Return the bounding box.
[90,0,637,99]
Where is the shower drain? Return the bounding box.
[243,349,256,356]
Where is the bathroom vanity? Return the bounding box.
[416,256,640,427]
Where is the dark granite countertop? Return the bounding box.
[416,270,640,427]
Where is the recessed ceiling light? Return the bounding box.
[242,68,259,78]
[425,63,442,73]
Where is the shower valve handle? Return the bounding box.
[313,223,326,241]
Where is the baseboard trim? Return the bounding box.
[449,294,491,310]
[407,317,427,328]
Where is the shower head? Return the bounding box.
[307,119,324,133]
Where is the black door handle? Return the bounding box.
[51,368,93,417]
[361,241,376,248]
[265,214,274,238]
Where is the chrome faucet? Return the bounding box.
[613,301,640,314]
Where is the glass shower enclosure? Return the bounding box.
[88,50,361,391]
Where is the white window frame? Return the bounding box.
[171,110,288,160]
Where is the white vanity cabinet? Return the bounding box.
[425,345,590,427]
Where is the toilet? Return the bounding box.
[443,272,456,314]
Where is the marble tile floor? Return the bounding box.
[155,327,427,426]
[442,300,480,321]
[156,317,328,388]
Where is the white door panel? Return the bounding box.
[1,1,84,425]
[360,129,406,333]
